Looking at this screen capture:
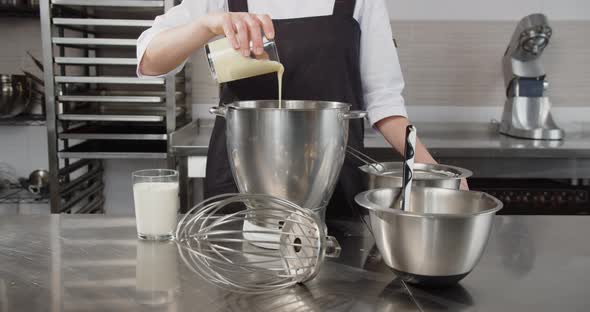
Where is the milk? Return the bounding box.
[207,37,285,107]
[133,182,179,239]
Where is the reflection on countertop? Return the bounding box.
[1,215,589,311]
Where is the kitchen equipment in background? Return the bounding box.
[0,0,37,9]
[0,163,19,191]
[26,51,43,72]
[19,169,50,195]
[358,162,472,191]
[346,146,384,172]
[40,0,188,213]
[0,74,32,119]
[210,100,366,224]
[355,187,502,286]
[400,125,417,211]
[176,194,341,294]
[22,70,45,115]
[347,138,472,191]
[499,13,564,140]
[470,178,590,215]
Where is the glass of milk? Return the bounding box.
[132,169,179,240]
[205,37,281,83]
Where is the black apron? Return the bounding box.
[205,0,367,219]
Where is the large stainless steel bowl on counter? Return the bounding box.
[360,162,472,190]
[355,187,503,286]
[210,100,366,225]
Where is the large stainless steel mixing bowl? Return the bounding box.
[210,100,366,224]
[360,162,472,190]
[355,187,502,286]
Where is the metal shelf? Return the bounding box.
[0,6,40,17]
[55,57,137,65]
[41,0,185,213]
[53,18,153,27]
[58,105,184,122]
[55,76,165,85]
[58,140,168,159]
[60,165,103,197]
[58,112,165,122]
[59,124,167,140]
[74,196,105,214]
[61,181,103,213]
[52,37,137,47]
[51,0,164,8]
[0,115,46,126]
[59,95,164,103]
[0,187,49,205]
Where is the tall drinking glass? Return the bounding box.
[132,169,179,240]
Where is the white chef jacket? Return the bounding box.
[137,0,408,125]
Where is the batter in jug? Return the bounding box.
[206,37,284,107]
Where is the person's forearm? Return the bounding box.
[140,20,214,76]
[374,116,437,164]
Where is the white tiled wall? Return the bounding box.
[0,18,43,74]
[386,0,588,21]
[190,19,590,120]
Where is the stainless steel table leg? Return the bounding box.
[178,157,192,213]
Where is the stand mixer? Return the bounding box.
[499,13,565,140]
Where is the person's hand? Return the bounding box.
[201,12,274,57]
[460,178,469,191]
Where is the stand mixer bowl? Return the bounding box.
[210,100,366,227]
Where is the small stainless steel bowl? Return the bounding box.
[359,162,472,190]
[355,187,502,286]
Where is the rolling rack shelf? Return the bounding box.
[0,6,40,17]
[40,0,189,213]
[0,115,46,126]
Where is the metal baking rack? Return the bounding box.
[40,0,190,213]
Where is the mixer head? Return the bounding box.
[505,13,552,62]
[176,194,341,294]
[515,19,552,61]
[503,13,552,86]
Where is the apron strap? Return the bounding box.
[333,0,356,17]
[227,0,249,12]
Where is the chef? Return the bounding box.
[137,0,468,218]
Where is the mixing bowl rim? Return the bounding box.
[226,100,352,111]
[359,162,473,180]
[355,187,503,219]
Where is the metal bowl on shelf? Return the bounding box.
[355,187,503,286]
[0,74,32,119]
[359,162,472,190]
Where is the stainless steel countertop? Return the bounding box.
[170,120,590,158]
[1,215,589,311]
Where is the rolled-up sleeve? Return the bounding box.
[358,0,408,126]
[136,0,224,78]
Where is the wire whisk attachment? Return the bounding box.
[175,194,341,294]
